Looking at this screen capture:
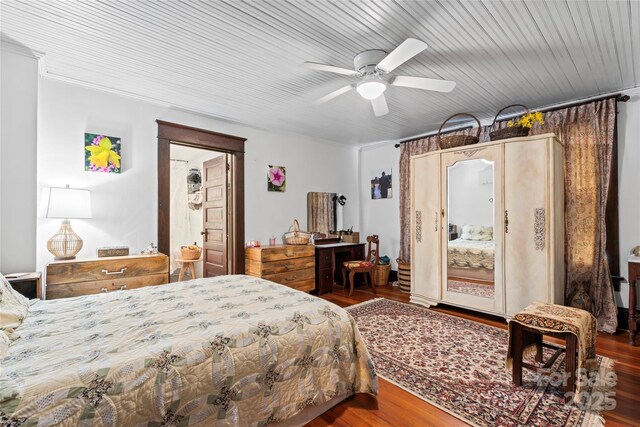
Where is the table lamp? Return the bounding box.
[44,185,92,260]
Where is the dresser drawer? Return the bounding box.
[263,267,315,286]
[246,256,314,276]
[46,255,168,285]
[45,274,168,299]
[316,250,333,269]
[287,278,315,292]
[246,245,314,262]
[317,268,334,294]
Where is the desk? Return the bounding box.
[629,256,640,346]
[314,242,365,294]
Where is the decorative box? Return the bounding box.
[341,232,360,243]
[97,246,129,257]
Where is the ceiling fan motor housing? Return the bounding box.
[353,49,387,75]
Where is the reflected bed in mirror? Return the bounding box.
[307,192,346,236]
[446,159,495,298]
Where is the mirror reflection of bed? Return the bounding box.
[447,158,495,298]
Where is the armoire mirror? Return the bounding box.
[307,192,345,235]
[446,159,496,298]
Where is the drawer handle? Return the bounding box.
[100,285,128,293]
[285,276,297,281]
[102,267,127,275]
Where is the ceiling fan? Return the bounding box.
[303,38,456,117]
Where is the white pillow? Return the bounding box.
[0,273,30,334]
[460,225,493,241]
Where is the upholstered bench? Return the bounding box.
[506,301,597,403]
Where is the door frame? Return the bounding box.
[157,120,246,274]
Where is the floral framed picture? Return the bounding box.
[85,133,122,173]
[267,165,286,192]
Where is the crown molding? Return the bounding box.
[1,39,45,60]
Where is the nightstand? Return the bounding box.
[5,272,42,299]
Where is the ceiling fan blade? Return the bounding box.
[391,75,456,93]
[371,93,389,117]
[312,85,354,105]
[302,62,360,76]
[376,38,428,73]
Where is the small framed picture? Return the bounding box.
[85,133,122,173]
[371,168,392,199]
[268,165,286,192]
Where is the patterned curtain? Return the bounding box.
[398,98,617,332]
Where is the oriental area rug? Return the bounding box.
[347,298,615,427]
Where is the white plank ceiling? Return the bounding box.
[1,0,639,145]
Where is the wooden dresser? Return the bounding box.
[245,245,315,292]
[45,254,169,300]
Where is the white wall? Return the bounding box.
[35,77,359,274]
[359,143,400,269]
[359,88,640,310]
[0,44,38,273]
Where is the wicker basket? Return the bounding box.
[283,219,312,245]
[396,258,411,293]
[489,104,531,141]
[372,264,391,287]
[180,246,202,260]
[436,113,481,150]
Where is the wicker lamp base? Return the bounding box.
[47,220,83,260]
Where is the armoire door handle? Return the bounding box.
[434,211,438,231]
[505,210,509,233]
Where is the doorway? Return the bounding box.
[157,121,245,277]
[169,145,229,281]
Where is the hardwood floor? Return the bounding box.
[307,284,640,427]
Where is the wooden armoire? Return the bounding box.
[410,133,565,319]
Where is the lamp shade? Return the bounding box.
[44,186,92,219]
[356,75,387,100]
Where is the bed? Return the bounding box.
[447,225,495,283]
[447,238,495,270]
[0,274,377,426]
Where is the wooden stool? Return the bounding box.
[510,322,578,400]
[176,257,202,281]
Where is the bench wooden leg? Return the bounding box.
[534,333,543,363]
[565,334,578,399]
[188,262,196,279]
[512,322,523,386]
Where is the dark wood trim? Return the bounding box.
[157,121,246,274]
[156,120,246,152]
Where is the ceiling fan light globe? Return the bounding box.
[356,81,387,100]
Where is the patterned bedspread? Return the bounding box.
[0,275,377,426]
[447,239,495,270]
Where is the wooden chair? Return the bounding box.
[341,235,379,296]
